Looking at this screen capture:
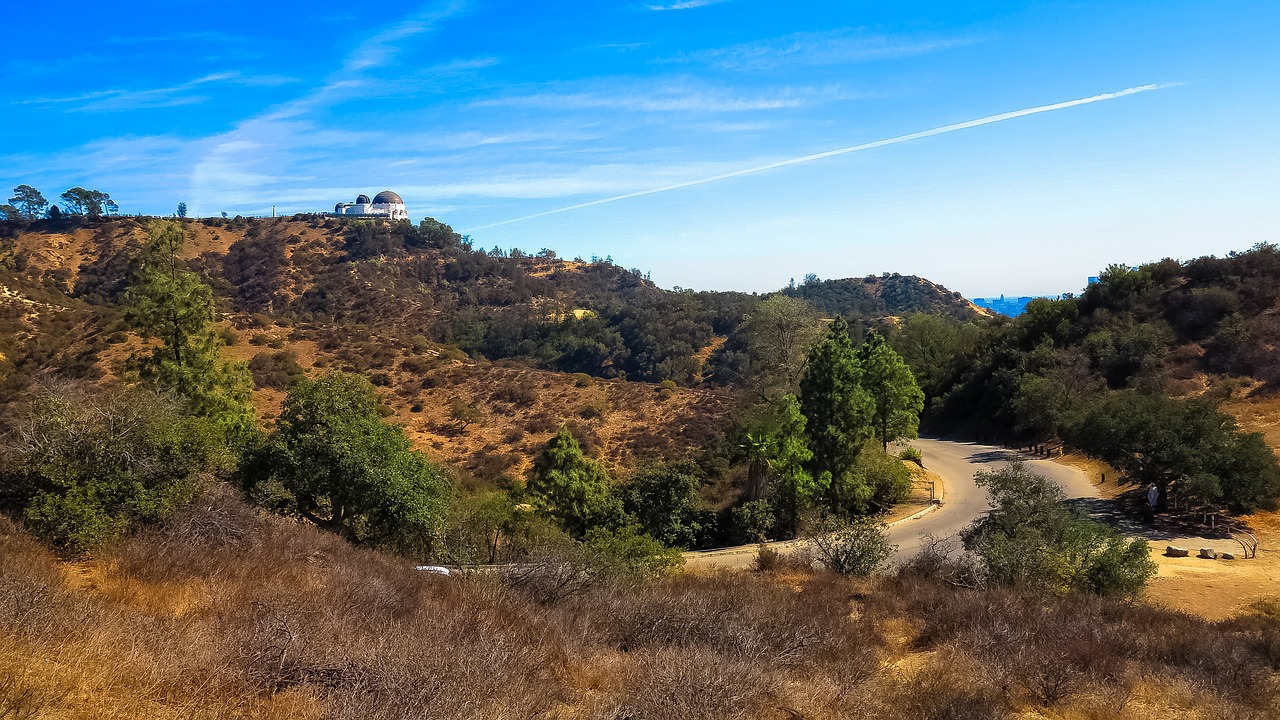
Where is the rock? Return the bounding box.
[1166,546,1190,557]
[1198,548,1218,560]
[1220,552,1236,560]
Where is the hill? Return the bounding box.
[782,273,984,320]
[0,215,974,483]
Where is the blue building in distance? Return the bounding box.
[970,295,1044,316]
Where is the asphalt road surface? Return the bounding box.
[685,436,1098,570]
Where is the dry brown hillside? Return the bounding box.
[0,216,741,486]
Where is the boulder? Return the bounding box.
[1166,546,1190,557]
[1198,548,1218,560]
[1220,552,1236,560]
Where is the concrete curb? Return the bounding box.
[885,500,942,528]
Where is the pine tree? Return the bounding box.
[798,317,875,514]
[527,426,621,537]
[125,221,256,443]
[857,331,925,450]
[749,394,816,538]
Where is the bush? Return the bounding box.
[584,525,684,578]
[731,499,775,544]
[493,381,539,407]
[808,516,895,576]
[241,372,451,553]
[2,384,229,554]
[857,443,914,507]
[899,446,923,465]
[963,462,1157,596]
[248,350,305,390]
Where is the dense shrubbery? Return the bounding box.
[919,250,1280,513]
[0,384,230,554]
[3,496,1276,719]
[963,463,1157,596]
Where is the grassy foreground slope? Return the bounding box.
[4,489,1280,720]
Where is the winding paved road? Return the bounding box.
[685,436,1099,570]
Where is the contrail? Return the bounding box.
[467,83,1168,231]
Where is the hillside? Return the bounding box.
[0,215,973,483]
[782,273,983,320]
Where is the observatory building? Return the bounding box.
[333,190,409,220]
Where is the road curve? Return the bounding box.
[685,436,1098,570]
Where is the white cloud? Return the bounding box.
[15,72,300,112]
[471,79,840,113]
[679,28,979,70]
[647,0,728,10]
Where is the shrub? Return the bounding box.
[248,350,305,390]
[899,446,923,465]
[584,525,684,578]
[731,499,775,544]
[2,384,229,554]
[808,516,895,576]
[448,398,481,430]
[493,381,539,407]
[241,372,451,553]
[963,462,1157,596]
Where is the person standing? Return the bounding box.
[1145,483,1159,523]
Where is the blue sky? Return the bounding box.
[2,1,1278,296]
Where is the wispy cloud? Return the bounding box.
[680,28,979,70]
[14,72,300,112]
[472,80,841,113]
[468,84,1171,230]
[647,0,728,10]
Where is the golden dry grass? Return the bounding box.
[6,490,1280,720]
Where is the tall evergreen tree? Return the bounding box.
[798,317,875,513]
[527,426,622,537]
[857,331,925,450]
[125,221,255,442]
[752,394,816,538]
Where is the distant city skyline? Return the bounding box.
[2,1,1278,297]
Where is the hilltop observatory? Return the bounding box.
[333,190,408,220]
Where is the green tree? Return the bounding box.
[736,294,824,400]
[245,372,450,551]
[177,202,188,218]
[963,463,1156,596]
[0,204,20,221]
[743,395,816,538]
[8,185,48,220]
[856,331,924,451]
[888,313,979,396]
[2,384,228,555]
[527,426,622,538]
[799,317,875,513]
[621,462,707,549]
[59,187,117,217]
[124,221,255,441]
[1073,392,1280,513]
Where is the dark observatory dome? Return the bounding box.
[372,190,403,205]
[355,194,371,204]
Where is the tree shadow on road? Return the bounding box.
[965,450,1022,464]
[1063,496,1230,542]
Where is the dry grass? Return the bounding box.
[4,487,1280,719]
